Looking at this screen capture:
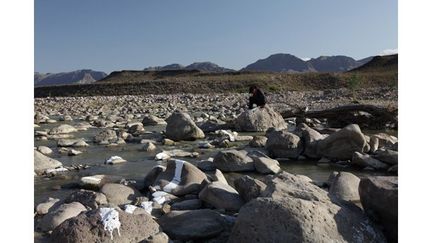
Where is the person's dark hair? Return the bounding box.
[249,85,258,93]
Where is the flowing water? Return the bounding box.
[34,119,394,205]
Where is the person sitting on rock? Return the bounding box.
[248,85,266,109]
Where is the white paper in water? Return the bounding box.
[99,208,121,240]
[124,204,137,214]
[152,191,170,204]
[106,155,125,164]
[163,159,185,193]
[140,201,153,214]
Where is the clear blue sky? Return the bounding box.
[35,0,397,73]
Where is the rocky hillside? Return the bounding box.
[242,54,314,72]
[350,54,398,73]
[242,53,374,73]
[144,62,234,72]
[34,69,107,87]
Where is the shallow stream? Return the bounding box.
[34,119,393,205]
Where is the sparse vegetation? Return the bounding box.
[347,74,361,100]
[35,70,397,97]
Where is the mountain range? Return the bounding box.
[34,53,393,86]
[349,54,397,73]
[242,54,373,72]
[34,69,107,86]
[143,62,235,72]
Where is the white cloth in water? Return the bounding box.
[99,208,121,240]
[155,152,170,160]
[106,155,125,164]
[124,205,137,214]
[152,191,171,204]
[45,167,68,174]
[140,201,153,214]
[217,130,236,142]
[163,159,185,193]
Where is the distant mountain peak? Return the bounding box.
[144,62,233,73]
[242,53,373,73]
[34,69,107,86]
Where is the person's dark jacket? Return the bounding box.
[248,89,266,109]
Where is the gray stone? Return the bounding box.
[235,106,287,132]
[153,160,207,196]
[352,152,390,170]
[228,172,386,243]
[199,181,244,211]
[213,150,255,172]
[157,209,225,241]
[234,175,267,202]
[141,232,170,243]
[248,135,268,147]
[100,183,141,205]
[265,130,303,159]
[359,176,398,243]
[329,172,361,202]
[64,189,108,210]
[252,156,281,174]
[373,149,398,165]
[49,124,77,135]
[37,146,52,155]
[35,197,61,215]
[142,115,167,126]
[295,123,326,159]
[38,202,87,232]
[94,129,118,144]
[34,150,63,175]
[317,124,368,160]
[51,208,161,243]
[171,199,202,210]
[165,111,205,141]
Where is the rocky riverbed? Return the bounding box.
[34,87,398,243]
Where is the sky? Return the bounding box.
[35,0,397,73]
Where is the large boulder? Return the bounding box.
[317,124,368,160]
[51,208,161,243]
[228,172,386,243]
[373,149,398,165]
[329,172,361,203]
[295,123,326,159]
[142,114,167,126]
[171,199,202,210]
[371,133,398,148]
[34,150,63,175]
[165,111,205,141]
[38,202,87,232]
[248,135,268,147]
[35,197,61,215]
[252,156,281,174]
[359,176,398,243]
[213,150,255,172]
[79,174,123,190]
[100,183,141,205]
[234,175,267,202]
[64,189,108,210]
[152,159,207,196]
[57,138,88,147]
[37,146,53,155]
[199,181,244,212]
[235,106,287,132]
[352,152,390,170]
[93,129,118,144]
[49,124,77,135]
[265,130,303,159]
[157,209,226,241]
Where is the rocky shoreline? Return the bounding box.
[34,87,398,242]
